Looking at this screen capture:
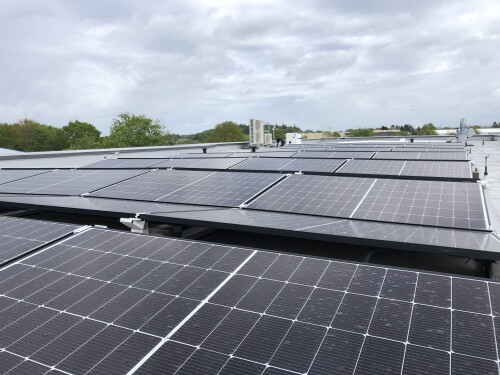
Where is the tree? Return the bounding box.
[62,121,101,149]
[416,123,438,135]
[7,119,67,151]
[469,125,481,134]
[350,128,374,137]
[323,131,341,138]
[208,121,247,142]
[107,113,167,148]
[380,126,388,130]
[493,122,498,128]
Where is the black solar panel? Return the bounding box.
[230,158,292,171]
[0,216,79,265]
[374,151,467,161]
[231,151,297,158]
[282,158,346,173]
[157,171,283,207]
[89,169,213,201]
[0,169,148,195]
[351,179,487,230]
[336,159,473,180]
[0,170,51,185]
[81,158,167,169]
[30,231,487,374]
[170,152,235,158]
[153,158,247,170]
[402,161,472,179]
[246,174,374,217]
[337,159,406,176]
[328,147,394,152]
[293,151,374,159]
[246,174,488,230]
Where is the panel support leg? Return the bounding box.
[120,218,149,234]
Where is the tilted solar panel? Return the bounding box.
[157,171,284,207]
[0,169,148,195]
[1,228,497,374]
[0,170,51,185]
[351,179,487,230]
[89,169,214,201]
[0,216,80,265]
[247,174,488,230]
[81,158,167,169]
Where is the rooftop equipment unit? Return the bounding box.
[264,133,273,146]
[249,119,264,145]
[286,132,302,144]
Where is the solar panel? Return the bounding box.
[89,169,213,201]
[246,174,375,217]
[291,151,336,158]
[157,171,284,207]
[282,158,346,173]
[170,152,235,158]
[81,158,167,169]
[351,179,487,230]
[0,216,80,266]
[402,161,472,179]
[6,229,490,374]
[0,170,51,185]
[231,151,297,158]
[293,151,375,159]
[337,159,406,176]
[328,147,394,152]
[230,158,292,171]
[153,158,247,170]
[181,158,248,170]
[374,151,467,161]
[336,160,473,180]
[0,169,148,195]
[246,174,488,230]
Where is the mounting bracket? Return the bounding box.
[120,217,149,234]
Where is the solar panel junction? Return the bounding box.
[0,169,52,185]
[0,227,499,374]
[374,151,467,161]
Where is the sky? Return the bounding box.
[0,0,499,135]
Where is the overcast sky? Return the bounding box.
[1,0,499,134]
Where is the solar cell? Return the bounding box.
[81,158,167,169]
[231,158,346,173]
[179,157,248,170]
[2,227,498,373]
[351,179,487,230]
[0,216,79,266]
[0,169,148,195]
[0,169,51,185]
[230,151,297,158]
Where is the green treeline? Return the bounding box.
[0,115,251,152]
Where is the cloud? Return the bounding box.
[0,0,499,134]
